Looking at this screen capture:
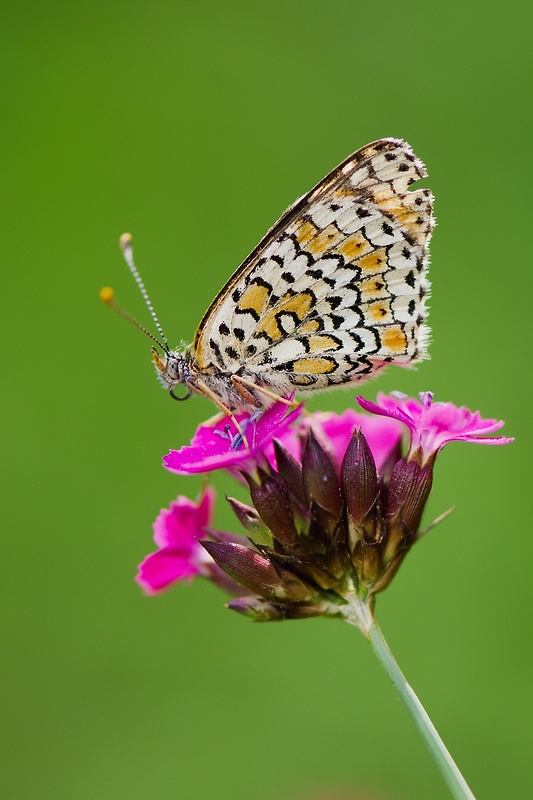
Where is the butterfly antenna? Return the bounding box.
[99,286,168,352]
[118,233,170,351]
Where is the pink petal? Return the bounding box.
[136,549,202,594]
[136,488,216,595]
[153,489,214,548]
[164,401,303,474]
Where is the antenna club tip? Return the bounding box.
[120,233,133,251]
[100,286,115,304]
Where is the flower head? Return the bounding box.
[139,391,512,630]
[357,391,513,466]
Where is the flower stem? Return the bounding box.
[367,620,476,800]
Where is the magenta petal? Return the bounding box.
[136,549,201,594]
[357,394,417,430]
[137,488,216,595]
[164,401,303,475]
[153,489,214,548]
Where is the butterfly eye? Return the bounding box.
[169,386,191,402]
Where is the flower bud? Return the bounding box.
[226,497,273,545]
[273,439,307,506]
[200,541,314,602]
[302,431,342,534]
[351,539,383,588]
[227,596,328,621]
[340,429,378,524]
[386,458,433,534]
[247,469,297,545]
[227,596,286,621]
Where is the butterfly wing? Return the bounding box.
[193,138,434,395]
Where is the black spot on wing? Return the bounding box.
[225,346,239,360]
[209,338,223,364]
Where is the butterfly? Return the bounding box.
[104,138,434,417]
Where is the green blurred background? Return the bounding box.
[2,1,530,798]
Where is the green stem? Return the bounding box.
[367,620,476,800]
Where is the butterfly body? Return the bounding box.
[152,138,434,412]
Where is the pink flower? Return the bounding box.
[357,391,513,466]
[138,391,513,615]
[163,400,303,475]
[136,489,215,594]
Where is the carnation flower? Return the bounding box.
[139,391,512,626]
[357,391,513,466]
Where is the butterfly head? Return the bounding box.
[152,347,193,401]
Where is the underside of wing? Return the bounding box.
[193,138,434,392]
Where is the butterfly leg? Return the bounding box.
[230,378,261,408]
[195,378,250,451]
[231,375,299,408]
